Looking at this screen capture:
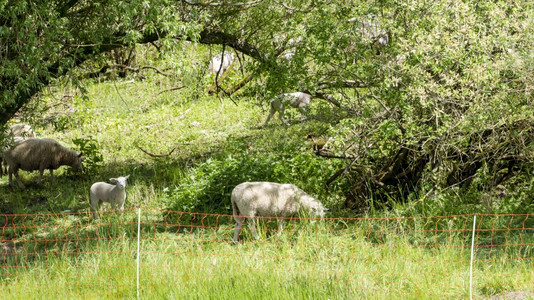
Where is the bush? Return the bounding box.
[72,137,103,174]
[163,151,347,214]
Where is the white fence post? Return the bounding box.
[469,213,477,300]
[137,207,141,299]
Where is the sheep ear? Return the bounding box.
[125,175,130,180]
[109,178,118,183]
[78,152,83,158]
[324,208,329,211]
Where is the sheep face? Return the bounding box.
[301,195,327,218]
[110,175,129,188]
[72,153,83,171]
[310,202,326,218]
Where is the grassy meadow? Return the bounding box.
[0,48,533,299]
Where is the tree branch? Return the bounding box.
[317,80,368,90]
[158,86,186,95]
[181,0,264,7]
[58,0,81,17]
[197,29,265,63]
[137,146,177,157]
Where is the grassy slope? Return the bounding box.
[1,72,348,215]
[1,70,532,298]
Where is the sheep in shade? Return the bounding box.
[231,181,327,242]
[3,138,83,188]
[263,92,312,126]
[1,124,36,176]
[89,175,130,218]
[9,124,36,139]
[208,51,235,76]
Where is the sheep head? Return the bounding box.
[110,175,130,189]
[72,152,83,171]
[299,193,327,218]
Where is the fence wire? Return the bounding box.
[0,209,533,299]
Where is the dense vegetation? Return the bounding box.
[2,0,533,215]
[1,1,533,298]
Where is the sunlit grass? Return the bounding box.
[1,59,532,299]
[1,210,532,299]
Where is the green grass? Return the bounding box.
[1,209,533,299]
[0,71,532,298]
[1,75,347,215]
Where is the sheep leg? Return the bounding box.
[277,107,290,126]
[298,107,307,122]
[233,216,245,243]
[12,168,25,189]
[49,169,54,183]
[277,218,285,235]
[116,201,125,215]
[110,201,123,215]
[248,217,260,239]
[37,168,45,184]
[7,167,14,187]
[263,105,276,126]
[7,167,12,186]
[90,199,100,219]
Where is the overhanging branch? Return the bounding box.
[181,0,263,6]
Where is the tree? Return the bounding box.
[0,0,264,124]
[2,0,533,210]
[317,1,534,209]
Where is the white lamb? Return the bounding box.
[208,51,235,75]
[89,175,130,218]
[263,92,312,126]
[231,181,327,242]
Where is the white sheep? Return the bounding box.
[89,175,130,218]
[3,138,83,188]
[231,181,327,242]
[208,51,235,76]
[263,92,312,126]
[8,124,35,139]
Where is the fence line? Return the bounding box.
[1,208,533,299]
[470,213,477,300]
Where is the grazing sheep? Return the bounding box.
[231,181,327,242]
[1,124,36,176]
[208,51,235,76]
[3,138,83,188]
[89,175,130,218]
[263,92,312,126]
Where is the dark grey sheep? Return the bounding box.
[3,138,83,188]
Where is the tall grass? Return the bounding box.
[1,210,532,299]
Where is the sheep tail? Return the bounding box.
[231,198,240,217]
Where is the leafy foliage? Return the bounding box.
[1,0,533,216]
[72,136,104,174]
[163,144,347,213]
